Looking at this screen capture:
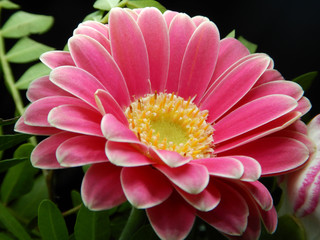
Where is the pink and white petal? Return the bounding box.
[26,76,73,102]
[79,21,109,39]
[193,157,244,179]
[109,8,150,98]
[242,181,273,211]
[163,10,179,27]
[200,55,271,123]
[121,166,173,208]
[24,96,84,127]
[295,96,312,115]
[14,116,61,136]
[155,163,209,194]
[101,114,140,143]
[222,137,309,176]
[198,180,249,236]
[137,7,169,92]
[94,89,128,125]
[147,192,196,240]
[56,135,107,167]
[149,148,192,167]
[208,38,249,87]
[165,13,196,93]
[254,69,284,86]
[192,15,209,26]
[48,104,103,137]
[176,180,221,212]
[81,162,126,210]
[31,132,78,169]
[178,21,220,104]
[259,206,278,234]
[231,156,262,182]
[40,51,75,69]
[214,95,298,143]
[105,141,152,167]
[74,26,111,52]
[68,36,130,107]
[215,111,301,153]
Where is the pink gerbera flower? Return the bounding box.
[15,7,312,240]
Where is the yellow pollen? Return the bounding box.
[125,93,214,159]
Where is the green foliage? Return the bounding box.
[94,0,120,11]
[292,71,318,92]
[0,133,31,151]
[126,0,166,12]
[38,200,69,240]
[238,35,258,53]
[0,0,19,9]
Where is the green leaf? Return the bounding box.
[0,0,20,9]
[225,29,235,38]
[0,143,37,204]
[1,11,54,38]
[71,190,82,207]
[0,202,33,240]
[0,233,16,240]
[0,134,31,151]
[38,200,69,240]
[131,224,158,240]
[93,0,120,10]
[0,157,27,173]
[292,71,318,92]
[83,10,104,22]
[74,205,111,240]
[127,0,166,12]
[6,37,54,63]
[0,117,19,126]
[15,62,51,89]
[237,35,258,53]
[11,175,49,222]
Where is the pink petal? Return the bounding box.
[121,166,173,208]
[295,96,312,115]
[193,157,244,179]
[192,15,209,26]
[68,35,130,107]
[137,7,169,92]
[24,96,84,127]
[254,69,284,86]
[178,21,220,104]
[176,180,221,212]
[242,181,273,211]
[81,162,126,210]
[259,206,277,234]
[109,8,150,98]
[79,21,109,39]
[222,136,310,176]
[198,180,249,236]
[48,104,103,137]
[200,54,271,123]
[26,76,73,102]
[165,13,196,93]
[214,95,298,143]
[155,163,209,194]
[163,10,179,27]
[31,132,77,169]
[74,26,111,53]
[50,66,106,110]
[101,114,140,143]
[149,148,192,167]
[231,156,262,181]
[56,135,107,167]
[105,141,152,167]
[94,89,128,125]
[14,116,61,136]
[208,38,249,87]
[147,192,196,240]
[40,51,75,69]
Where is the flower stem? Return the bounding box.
[119,207,146,240]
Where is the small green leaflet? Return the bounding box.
[94,0,120,11]
[238,36,258,53]
[38,200,69,240]
[126,0,166,13]
[0,133,31,151]
[292,71,318,92]
[6,37,54,63]
[1,11,54,38]
[0,158,28,173]
[0,0,20,9]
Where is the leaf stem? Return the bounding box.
[119,207,146,240]
[62,204,82,217]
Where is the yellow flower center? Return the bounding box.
[125,92,214,159]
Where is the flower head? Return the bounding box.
[16,7,312,239]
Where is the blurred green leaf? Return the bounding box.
[0,202,33,240]
[38,200,69,240]
[131,225,158,240]
[1,11,54,38]
[0,232,16,240]
[94,0,120,10]
[292,71,318,92]
[0,117,19,126]
[238,35,258,53]
[11,175,49,222]
[74,205,111,240]
[0,157,27,173]
[15,62,50,89]
[127,0,166,12]
[0,0,20,9]
[71,190,82,207]
[6,37,54,63]
[83,10,104,22]
[0,134,31,151]
[225,29,235,38]
[0,143,37,204]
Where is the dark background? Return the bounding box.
[2,0,320,119]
